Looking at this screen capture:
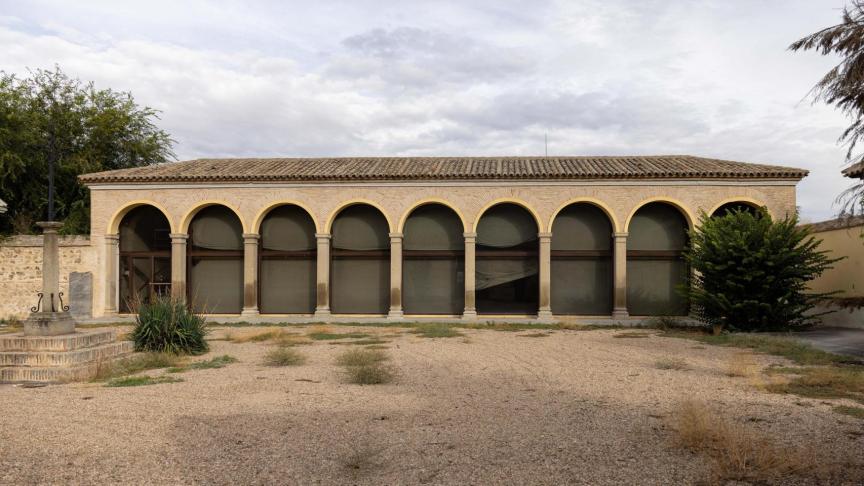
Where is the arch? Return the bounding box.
[325,199,394,234]
[550,202,614,315]
[472,198,545,233]
[252,200,320,234]
[624,197,695,233]
[708,197,769,218]
[108,200,175,234]
[259,205,317,314]
[397,198,468,233]
[548,197,621,234]
[187,205,245,314]
[179,200,247,234]
[330,203,391,314]
[117,205,172,313]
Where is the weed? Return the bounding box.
[92,352,180,381]
[167,355,237,373]
[518,332,550,338]
[725,353,760,378]
[329,339,390,346]
[834,405,864,419]
[335,348,389,367]
[666,332,844,366]
[410,324,462,338]
[655,358,689,370]
[104,375,183,387]
[335,348,395,385]
[614,331,652,339]
[263,347,307,366]
[765,366,864,403]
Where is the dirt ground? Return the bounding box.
[1,326,862,485]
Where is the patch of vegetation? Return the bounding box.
[263,347,307,366]
[410,324,463,338]
[92,352,180,381]
[335,348,395,385]
[765,366,864,403]
[518,332,550,338]
[167,355,237,373]
[655,358,689,370]
[672,400,822,483]
[725,353,760,378]
[614,331,653,339]
[834,405,864,420]
[104,375,183,387]
[309,331,370,341]
[132,296,208,354]
[328,339,390,346]
[667,332,845,366]
[642,315,693,331]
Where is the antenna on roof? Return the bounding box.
[544,133,548,158]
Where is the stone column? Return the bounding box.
[537,232,553,321]
[170,233,188,302]
[241,233,260,317]
[104,233,120,315]
[462,232,477,319]
[612,232,629,319]
[387,232,404,319]
[314,233,331,319]
[24,221,75,335]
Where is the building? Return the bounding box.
[78,156,806,321]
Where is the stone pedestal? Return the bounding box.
[24,311,75,336]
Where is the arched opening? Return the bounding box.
[118,205,171,313]
[627,202,689,316]
[187,205,243,314]
[403,204,464,314]
[711,201,761,217]
[551,204,613,315]
[476,203,539,314]
[330,204,390,314]
[259,205,317,314]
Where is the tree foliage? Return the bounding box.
[791,2,864,214]
[0,66,173,234]
[684,209,840,332]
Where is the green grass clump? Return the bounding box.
[667,332,844,366]
[132,296,208,355]
[104,375,183,387]
[308,331,370,341]
[411,324,463,338]
[93,352,180,381]
[167,355,237,373]
[766,366,864,403]
[834,405,864,419]
[263,347,307,366]
[655,358,689,370]
[335,348,394,385]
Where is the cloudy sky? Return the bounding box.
[0,0,855,221]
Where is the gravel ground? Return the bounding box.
[1,326,862,485]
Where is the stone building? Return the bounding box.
[78,156,806,322]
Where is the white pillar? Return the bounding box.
[314,233,331,319]
[612,232,629,319]
[170,233,187,302]
[387,232,404,319]
[537,232,553,321]
[241,233,260,317]
[462,232,477,319]
[104,233,120,315]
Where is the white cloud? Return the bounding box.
[0,0,855,220]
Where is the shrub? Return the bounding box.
[335,348,395,385]
[263,347,306,366]
[684,209,840,332]
[131,296,209,354]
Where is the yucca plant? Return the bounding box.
[131,296,209,354]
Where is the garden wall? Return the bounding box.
[0,235,95,320]
[806,216,864,328]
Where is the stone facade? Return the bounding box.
[0,235,95,320]
[86,179,798,319]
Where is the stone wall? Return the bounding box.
[0,235,95,320]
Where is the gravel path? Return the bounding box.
[1,327,861,485]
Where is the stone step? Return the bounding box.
[0,341,133,367]
[0,330,120,352]
[1,362,102,383]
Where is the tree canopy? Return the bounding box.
[791,1,864,214]
[0,67,173,234]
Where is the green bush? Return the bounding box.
[684,209,839,332]
[131,296,209,354]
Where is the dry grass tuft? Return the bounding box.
[226,328,293,343]
[614,331,652,339]
[673,400,822,483]
[335,348,389,367]
[92,352,180,381]
[766,366,864,402]
[655,358,688,370]
[335,348,395,385]
[725,352,761,378]
[263,347,306,366]
[834,405,864,420]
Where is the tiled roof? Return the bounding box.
[843,161,864,178]
[78,156,808,184]
[801,215,864,233]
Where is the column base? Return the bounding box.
[537,309,554,322]
[387,309,404,320]
[611,308,629,319]
[461,309,477,320]
[313,308,331,321]
[240,308,260,318]
[24,311,76,336]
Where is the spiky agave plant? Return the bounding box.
[131,296,209,354]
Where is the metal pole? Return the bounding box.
[48,153,55,221]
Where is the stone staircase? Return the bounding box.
[0,329,133,383]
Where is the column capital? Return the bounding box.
[463,232,477,241]
[105,233,120,243]
[389,232,403,240]
[613,232,629,239]
[169,233,188,241]
[538,232,553,239]
[242,233,260,241]
[315,233,332,240]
